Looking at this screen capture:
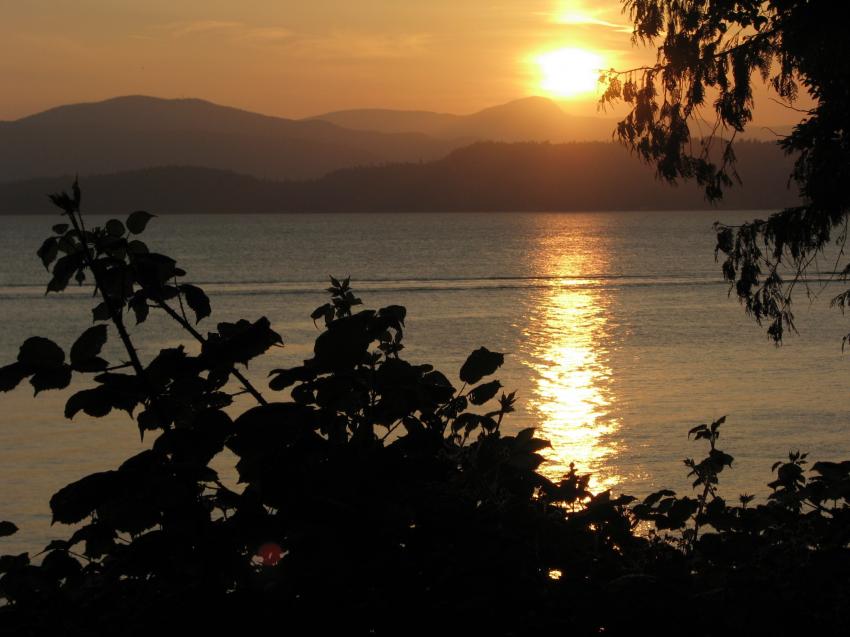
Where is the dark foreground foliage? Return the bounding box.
[2,186,850,636]
[602,0,850,344]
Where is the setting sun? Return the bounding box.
[536,47,605,98]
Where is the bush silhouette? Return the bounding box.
[1,183,850,635]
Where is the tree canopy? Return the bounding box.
[602,0,850,342]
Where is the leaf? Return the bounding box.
[467,380,502,405]
[0,363,28,392]
[180,284,211,323]
[49,191,74,212]
[133,253,177,288]
[46,253,82,294]
[92,302,111,322]
[65,386,115,419]
[30,365,72,394]
[18,337,65,370]
[52,223,69,235]
[41,550,81,579]
[452,412,480,433]
[688,424,708,437]
[126,210,155,235]
[0,521,18,537]
[203,317,283,366]
[37,237,59,270]
[70,325,108,370]
[311,303,333,326]
[49,471,121,525]
[73,523,117,559]
[105,219,126,237]
[459,347,504,385]
[268,366,315,391]
[128,293,149,324]
[127,239,149,255]
[378,304,407,328]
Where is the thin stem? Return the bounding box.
[66,204,165,425]
[153,298,268,406]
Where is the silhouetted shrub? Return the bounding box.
[1,184,850,636]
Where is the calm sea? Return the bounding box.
[2,211,849,554]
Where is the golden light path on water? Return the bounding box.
[523,230,621,492]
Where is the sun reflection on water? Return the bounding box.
[524,236,621,491]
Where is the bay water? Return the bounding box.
[2,210,849,554]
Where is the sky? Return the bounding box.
[0,0,807,123]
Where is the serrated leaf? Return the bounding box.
[18,337,65,370]
[50,471,120,525]
[467,380,502,405]
[0,363,28,392]
[30,365,72,394]
[65,387,114,419]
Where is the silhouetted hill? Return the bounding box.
[311,96,792,143]
[0,96,457,182]
[311,97,619,142]
[0,141,798,214]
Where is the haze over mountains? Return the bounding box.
[0,94,797,213]
[0,95,458,182]
[309,96,619,142]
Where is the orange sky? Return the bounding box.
[0,1,809,124]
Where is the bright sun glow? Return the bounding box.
[536,48,605,98]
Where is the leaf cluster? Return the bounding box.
[603,0,850,343]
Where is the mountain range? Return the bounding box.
[0,94,797,213]
[309,96,619,142]
[0,95,619,183]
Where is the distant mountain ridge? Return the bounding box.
[0,95,457,182]
[309,96,619,142]
[1,95,791,185]
[0,141,798,214]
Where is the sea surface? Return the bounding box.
[2,210,849,554]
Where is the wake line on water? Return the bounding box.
[0,275,742,301]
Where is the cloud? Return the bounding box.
[288,31,431,60]
[159,21,293,44]
[556,13,633,33]
[163,20,246,37]
[155,21,425,58]
[549,1,633,33]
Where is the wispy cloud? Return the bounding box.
[159,21,293,44]
[288,31,431,60]
[555,13,633,33]
[155,21,427,59]
[547,1,633,33]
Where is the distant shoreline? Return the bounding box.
[0,141,799,215]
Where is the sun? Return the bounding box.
[536,48,605,98]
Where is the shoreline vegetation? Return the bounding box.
[0,141,796,215]
[2,185,849,635]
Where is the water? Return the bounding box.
[2,210,849,554]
